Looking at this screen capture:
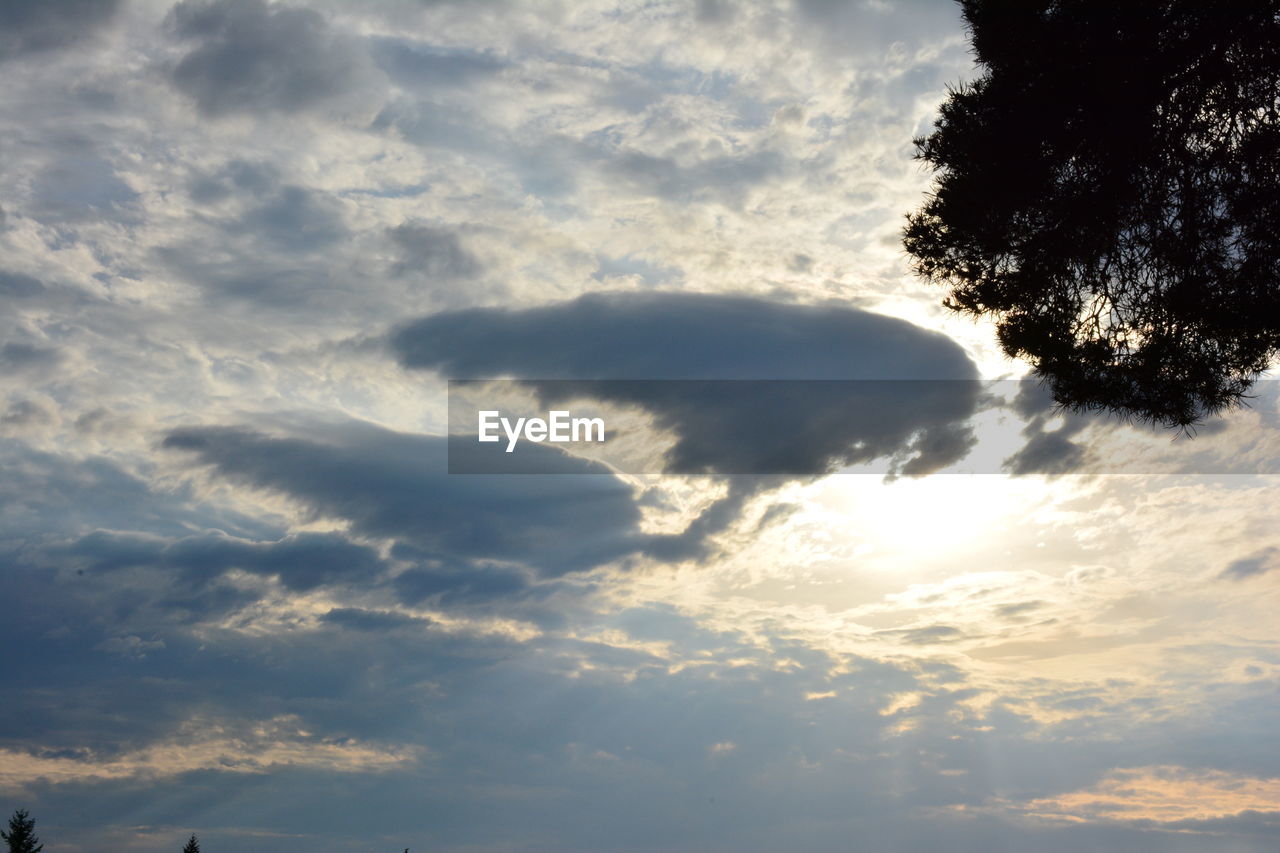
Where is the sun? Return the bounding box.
[809,472,1060,559]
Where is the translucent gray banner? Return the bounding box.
[446,379,1280,476]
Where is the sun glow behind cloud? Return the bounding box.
[0,718,416,792]
[818,473,1056,558]
[1018,766,1280,823]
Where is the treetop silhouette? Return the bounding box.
[2,810,42,853]
[905,0,1280,426]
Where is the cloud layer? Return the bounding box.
[396,291,981,476]
[1,1,1277,851]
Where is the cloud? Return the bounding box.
[995,600,1047,619]
[392,291,981,478]
[392,291,974,381]
[66,529,386,592]
[390,557,532,607]
[236,184,348,252]
[1219,547,1280,581]
[593,252,682,286]
[1002,381,1092,476]
[3,3,1277,850]
[319,607,427,632]
[162,420,657,576]
[791,0,965,57]
[29,152,139,224]
[155,250,339,308]
[186,159,280,204]
[387,222,481,281]
[370,36,507,90]
[876,624,966,645]
[0,439,270,541]
[0,396,59,433]
[1015,765,1280,824]
[0,342,60,373]
[0,270,44,298]
[4,451,1279,852]
[604,147,786,207]
[0,721,415,790]
[695,0,736,25]
[0,0,120,61]
[166,0,381,117]
[157,160,354,308]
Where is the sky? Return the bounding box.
[1,1,1278,851]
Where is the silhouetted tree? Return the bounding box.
[1,810,42,853]
[905,0,1280,426]
[182,833,200,853]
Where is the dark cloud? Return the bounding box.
[876,624,967,645]
[387,222,481,280]
[393,291,981,478]
[392,562,531,606]
[1219,546,1280,581]
[1001,379,1272,476]
[0,439,273,541]
[0,549,511,762]
[159,162,350,304]
[695,0,736,25]
[1002,381,1092,476]
[0,396,58,432]
[0,0,120,61]
[4,475,1277,853]
[371,97,495,155]
[237,184,348,252]
[167,0,379,117]
[996,600,1047,619]
[393,291,974,381]
[788,253,814,273]
[1004,426,1088,476]
[0,341,60,373]
[65,529,385,592]
[186,159,281,204]
[370,37,507,90]
[162,421,658,576]
[0,270,45,298]
[29,153,139,223]
[154,247,339,308]
[320,606,427,632]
